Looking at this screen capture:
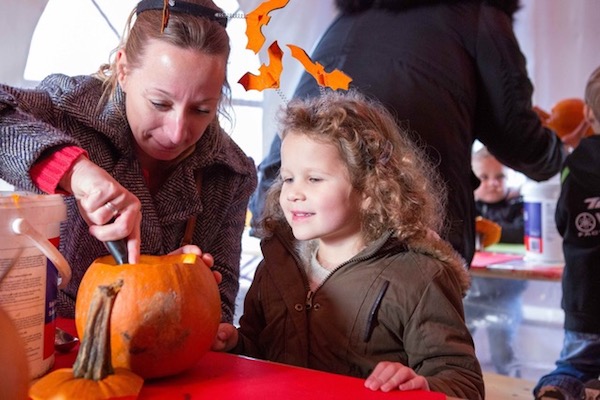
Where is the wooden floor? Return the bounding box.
[483,372,535,400]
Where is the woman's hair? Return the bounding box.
[95,0,231,110]
[585,65,600,123]
[260,90,447,245]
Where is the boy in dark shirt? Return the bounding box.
[464,146,527,377]
[534,66,600,400]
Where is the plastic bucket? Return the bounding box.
[522,175,565,264]
[0,192,71,379]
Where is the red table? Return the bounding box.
[470,250,563,281]
[53,318,447,399]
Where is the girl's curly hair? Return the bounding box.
[259,90,448,245]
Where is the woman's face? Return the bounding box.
[117,39,226,167]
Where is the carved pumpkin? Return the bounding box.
[75,254,221,379]
[0,306,29,400]
[29,280,144,400]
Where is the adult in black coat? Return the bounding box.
[249,0,565,263]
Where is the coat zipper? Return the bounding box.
[305,290,314,310]
[304,253,374,312]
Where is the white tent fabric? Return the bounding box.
[514,0,600,109]
[1,0,600,181]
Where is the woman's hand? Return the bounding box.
[364,361,430,392]
[168,245,221,284]
[211,323,238,352]
[60,156,142,263]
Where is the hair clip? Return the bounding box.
[161,0,174,33]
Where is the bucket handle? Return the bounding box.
[11,217,72,289]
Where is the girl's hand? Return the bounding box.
[168,245,221,284]
[364,361,430,392]
[211,323,239,352]
[60,156,142,263]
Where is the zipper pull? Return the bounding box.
[305,290,314,310]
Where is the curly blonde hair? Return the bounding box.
[260,90,448,245]
[585,65,600,123]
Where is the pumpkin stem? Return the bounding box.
[73,279,124,380]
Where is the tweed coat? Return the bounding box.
[0,74,257,322]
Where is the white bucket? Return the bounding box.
[522,175,565,264]
[0,192,71,379]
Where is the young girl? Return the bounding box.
[212,91,484,399]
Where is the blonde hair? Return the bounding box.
[260,90,447,245]
[94,0,231,110]
[585,65,600,122]
[472,145,493,161]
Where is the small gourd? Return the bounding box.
[545,98,593,139]
[75,253,221,379]
[29,280,144,400]
[475,216,502,248]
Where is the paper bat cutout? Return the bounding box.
[287,45,353,91]
[245,0,290,53]
[238,41,284,92]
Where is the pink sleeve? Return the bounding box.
[30,146,88,194]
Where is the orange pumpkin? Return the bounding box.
[544,98,594,139]
[0,306,29,400]
[30,280,143,400]
[75,254,221,379]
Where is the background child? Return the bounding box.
[464,146,527,377]
[213,90,484,399]
[534,66,600,399]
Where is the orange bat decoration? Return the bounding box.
[238,41,284,92]
[245,0,290,53]
[287,45,353,91]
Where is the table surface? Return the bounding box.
[50,318,447,400]
[470,244,563,281]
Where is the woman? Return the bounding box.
[248,0,565,264]
[0,0,257,322]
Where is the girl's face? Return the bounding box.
[473,156,508,203]
[116,39,226,169]
[279,132,364,248]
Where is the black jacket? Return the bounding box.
[475,193,524,244]
[250,0,564,263]
[556,135,600,334]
